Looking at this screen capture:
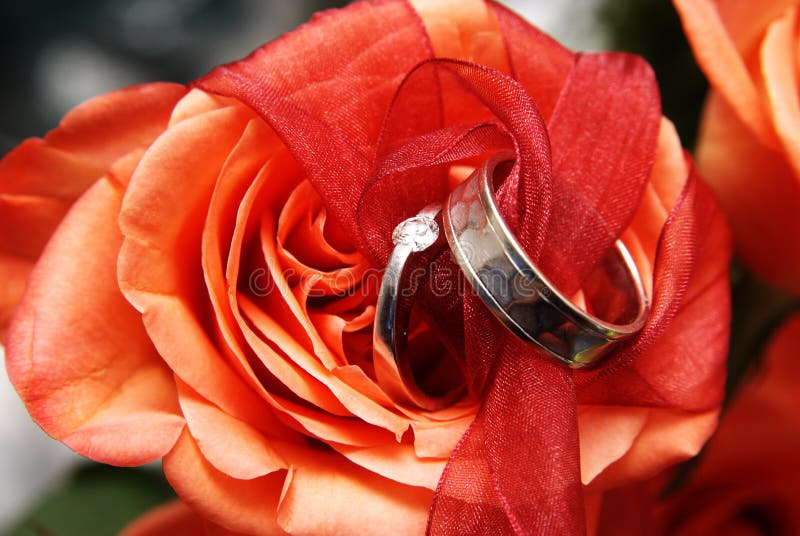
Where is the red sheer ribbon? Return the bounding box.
[192,1,714,534]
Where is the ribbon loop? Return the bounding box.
[359,58,554,269]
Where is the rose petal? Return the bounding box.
[0,193,70,259]
[714,0,799,54]
[120,501,206,536]
[626,118,687,280]
[0,83,186,199]
[312,308,375,369]
[760,7,800,177]
[0,141,104,202]
[5,179,184,465]
[122,288,290,437]
[0,84,186,254]
[168,89,241,128]
[644,315,800,535]
[199,117,346,415]
[215,152,405,447]
[331,442,446,490]
[237,293,352,416]
[696,93,800,293]
[195,0,436,244]
[118,98,287,430]
[59,364,185,465]
[691,314,800,483]
[410,416,474,459]
[578,406,649,485]
[673,0,774,142]
[163,429,289,535]
[276,180,362,271]
[330,363,394,406]
[583,406,719,489]
[119,103,253,305]
[0,83,185,331]
[594,408,719,491]
[0,254,33,339]
[257,212,344,369]
[276,449,432,536]
[120,501,243,536]
[43,83,187,169]
[178,381,288,480]
[649,119,689,212]
[411,0,507,68]
[202,135,360,428]
[410,0,512,127]
[238,294,411,440]
[759,314,800,394]
[662,483,800,535]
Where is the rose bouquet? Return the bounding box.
[1,0,794,534]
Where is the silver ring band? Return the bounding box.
[373,204,462,410]
[442,153,648,367]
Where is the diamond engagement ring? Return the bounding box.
[442,152,649,367]
[373,204,463,410]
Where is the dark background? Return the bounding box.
[0,0,705,153]
[0,0,348,154]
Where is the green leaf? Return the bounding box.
[10,463,175,536]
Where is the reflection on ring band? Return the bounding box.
[443,152,649,367]
[373,153,650,410]
[373,204,465,410]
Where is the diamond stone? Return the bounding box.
[392,216,439,252]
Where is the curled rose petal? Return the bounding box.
[163,429,288,535]
[6,178,184,465]
[177,381,288,480]
[0,83,186,336]
[274,448,432,536]
[672,0,774,142]
[674,0,800,294]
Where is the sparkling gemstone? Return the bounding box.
[392,216,439,251]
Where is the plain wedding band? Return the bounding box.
[442,152,649,368]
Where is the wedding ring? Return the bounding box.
[442,153,648,367]
[373,204,463,410]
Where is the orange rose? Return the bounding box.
[674,0,800,294]
[1,1,730,534]
[596,314,800,535]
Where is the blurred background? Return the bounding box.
[0,0,704,534]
